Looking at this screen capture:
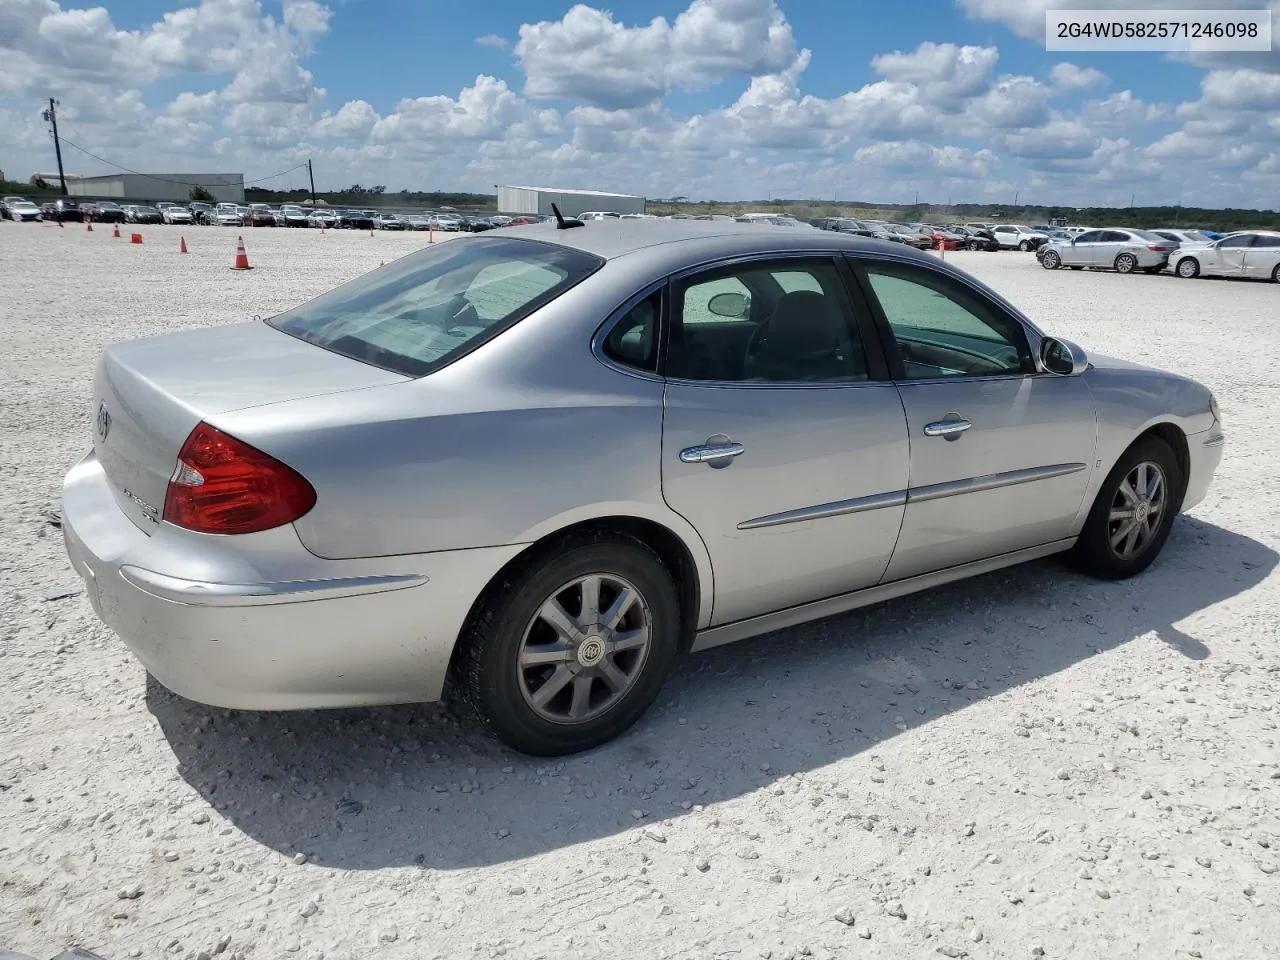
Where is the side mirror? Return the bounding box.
[1040,336,1089,376]
[707,291,750,319]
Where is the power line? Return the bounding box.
[54,135,309,187]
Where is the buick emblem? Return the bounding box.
[96,402,111,440]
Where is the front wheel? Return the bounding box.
[1176,257,1200,279]
[1041,250,1061,270]
[455,533,681,756]
[1067,436,1182,580]
[1114,253,1138,274]
[1018,240,1031,252]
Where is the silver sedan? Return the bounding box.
[62,222,1225,755]
[1169,230,1280,281]
[1039,228,1175,273]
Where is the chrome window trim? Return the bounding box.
[848,250,1052,377]
[589,279,668,383]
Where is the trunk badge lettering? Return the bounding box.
[96,402,111,440]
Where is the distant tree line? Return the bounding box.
[243,185,496,210]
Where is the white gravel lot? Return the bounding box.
[1,222,1277,960]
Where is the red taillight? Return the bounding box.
[163,422,316,535]
[1148,245,1170,251]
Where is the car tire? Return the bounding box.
[455,532,681,756]
[1272,262,1280,283]
[1114,253,1138,274]
[1067,435,1182,581]
[1041,250,1061,270]
[1176,257,1200,278]
[1018,240,1031,252]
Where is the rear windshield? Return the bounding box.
[268,236,604,377]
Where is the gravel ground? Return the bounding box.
[2,223,1277,960]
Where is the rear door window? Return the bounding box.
[268,237,603,377]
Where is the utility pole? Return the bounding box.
[1014,189,1019,207]
[307,158,316,206]
[42,98,68,195]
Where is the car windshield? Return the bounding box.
[1129,229,1167,242]
[268,237,604,377]
[137,207,159,214]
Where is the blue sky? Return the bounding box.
[2,0,1278,207]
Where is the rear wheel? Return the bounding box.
[1067,436,1182,580]
[1272,262,1280,283]
[1114,253,1138,274]
[1041,250,1061,270]
[1176,257,1200,278]
[456,533,681,756]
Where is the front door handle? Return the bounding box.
[923,419,972,438]
[680,441,745,464]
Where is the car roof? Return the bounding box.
[494,217,957,269]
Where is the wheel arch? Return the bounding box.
[1136,422,1191,509]
[455,513,712,666]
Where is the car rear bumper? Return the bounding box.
[61,450,523,711]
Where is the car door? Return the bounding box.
[1244,233,1280,278]
[1209,234,1253,276]
[992,226,1016,248]
[1060,230,1103,266]
[659,256,910,627]
[850,256,1098,582]
[1092,230,1128,267]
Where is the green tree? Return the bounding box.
[189,185,217,203]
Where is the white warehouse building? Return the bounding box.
[497,185,645,218]
[65,173,245,203]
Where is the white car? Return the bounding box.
[428,215,461,231]
[214,202,243,226]
[163,205,194,225]
[1169,231,1280,282]
[990,224,1049,251]
[5,199,42,221]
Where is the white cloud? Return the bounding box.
[1050,62,1106,93]
[475,33,508,49]
[871,41,999,99]
[514,0,802,108]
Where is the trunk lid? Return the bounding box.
[92,320,407,533]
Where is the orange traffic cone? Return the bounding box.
[180,236,188,254]
[230,235,253,271]
[112,223,121,238]
[130,233,143,244]
[86,219,93,232]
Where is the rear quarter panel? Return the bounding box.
[210,263,716,624]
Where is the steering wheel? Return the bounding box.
[744,318,771,368]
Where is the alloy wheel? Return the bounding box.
[1108,461,1167,559]
[517,574,652,724]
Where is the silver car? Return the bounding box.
[61,223,1225,755]
[1169,230,1280,282]
[1039,228,1175,274]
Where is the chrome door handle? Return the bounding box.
[923,419,972,438]
[680,442,746,463]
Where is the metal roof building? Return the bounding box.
[65,173,245,203]
[496,185,644,217]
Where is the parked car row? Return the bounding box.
[1035,227,1280,281]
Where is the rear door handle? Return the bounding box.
[923,419,972,438]
[680,442,745,464]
